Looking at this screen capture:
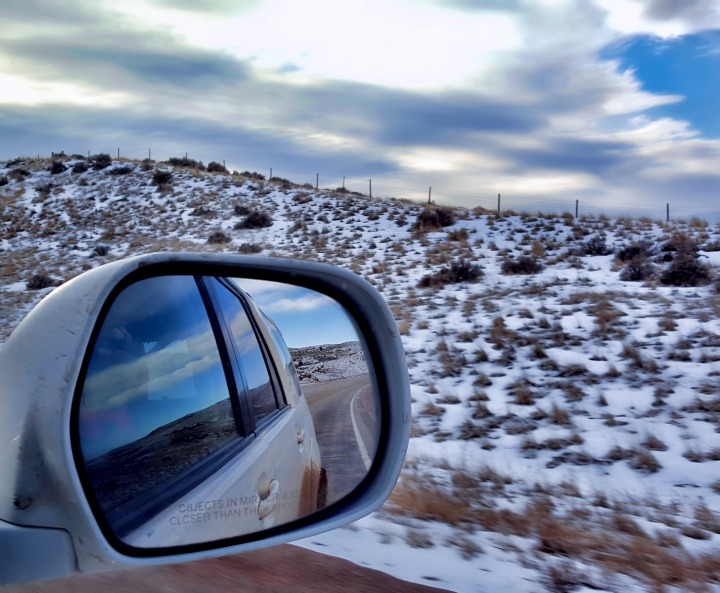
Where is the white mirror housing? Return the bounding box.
[0,253,410,584]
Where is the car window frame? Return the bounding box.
[203,277,289,434]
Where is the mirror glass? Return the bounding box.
[76,275,379,549]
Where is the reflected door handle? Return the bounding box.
[257,479,280,520]
[296,427,305,444]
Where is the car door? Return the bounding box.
[202,278,321,529]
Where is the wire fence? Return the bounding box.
[24,149,720,225]
[267,166,720,225]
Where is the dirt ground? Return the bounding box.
[1,545,451,593]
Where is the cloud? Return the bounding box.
[2,38,249,91]
[505,138,634,175]
[642,0,718,22]
[263,295,334,314]
[2,0,719,214]
[153,0,259,13]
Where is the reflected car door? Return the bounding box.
[205,278,321,528]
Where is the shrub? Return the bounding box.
[660,253,711,287]
[93,244,110,257]
[8,168,30,181]
[207,231,230,244]
[206,161,228,173]
[501,256,543,275]
[583,234,613,256]
[37,182,53,195]
[617,241,652,262]
[90,153,112,170]
[629,449,662,473]
[107,165,133,176]
[663,232,698,255]
[70,154,86,160]
[242,171,265,180]
[152,170,173,186]
[447,228,469,241]
[238,242,263,254]
[418,259,483,288]
[269,176,293,189]
[72,161,89,174]
[619,261,655,282]
[26,274,57,290]
[412,206,456,232]
[50,161,67,175]
[140,158,155,171]
[168,156,204,169]
[234,204,251,216]
[235,210,273,229]
[0,176,8,186]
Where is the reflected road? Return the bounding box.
[303,374,376,505]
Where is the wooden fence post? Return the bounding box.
[575,199,579,218]
[428,186,432,204]
[497,193,501,215]
[369,179,372,198]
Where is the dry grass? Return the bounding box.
[388,463,720,593]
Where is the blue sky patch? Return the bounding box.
[601,30,720,137]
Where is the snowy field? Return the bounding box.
[2,156,720,592]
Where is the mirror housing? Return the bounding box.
[0,253,410,584]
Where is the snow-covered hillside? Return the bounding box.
[290,341,367,383]
[3,155,720,592]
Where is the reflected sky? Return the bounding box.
[80,276,232,458]
[232,279,360,348]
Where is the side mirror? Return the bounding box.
[0,254,410,584]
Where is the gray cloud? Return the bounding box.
[259,81,544,149]
[0,0,98,24]
[3,35,248,91]
[641,0,718,21]
[441,0,523,11]
[505,138,633,175]
[153,0,259,13]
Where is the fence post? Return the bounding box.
[117,148,120,159]
[497,193,501,215]
[428,186,432,204]
[223,160,226,169]
[185,152,188,159]
[316,173,319,190]
[148,149,152,160]
[575,199,579,219]
[369,179,372,199]
[666,203,670,223]
[342,176,345,189]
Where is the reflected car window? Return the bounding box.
[210,279,280,423]
[263,312,303,400]
[78,276,238,522]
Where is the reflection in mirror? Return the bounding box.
[77,275,379,549]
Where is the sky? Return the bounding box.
[232,279,361,348]
[1,0,719,218]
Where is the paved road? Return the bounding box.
[303,374,377,505]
